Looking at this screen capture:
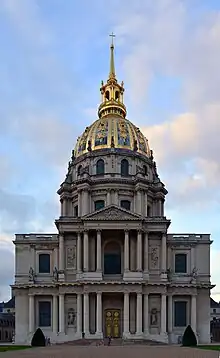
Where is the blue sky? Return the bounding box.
[1,0,220,301]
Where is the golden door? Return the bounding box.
[105,310,120,338]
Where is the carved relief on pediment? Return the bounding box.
[84,206,141,221]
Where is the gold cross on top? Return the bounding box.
[109,32,116,45]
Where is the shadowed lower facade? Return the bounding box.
[12,38,214,345]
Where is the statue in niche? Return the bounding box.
[53,267,59,282]
[191,267,198,282]
[67,246,76,268]
[150,308,158,326]
[150,247,159,268]
[68,308,76,326]
[28,267,35,282]
[167,267,173,282]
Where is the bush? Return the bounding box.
[182,325,197,347]
[31,328,46,347]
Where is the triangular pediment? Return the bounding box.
[83,205,142,221]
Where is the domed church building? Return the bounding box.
[12,38,213,345]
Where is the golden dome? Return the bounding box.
[74,34,151,158]
[74,116,151,158]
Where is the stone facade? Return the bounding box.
[12,41,213,345]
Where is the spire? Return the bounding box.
[98,34,127,119]
[109,32,116,79]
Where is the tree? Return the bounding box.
[182,325,197,347]
[31,328,46,347]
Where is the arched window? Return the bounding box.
[39,254,50,274]
[95,200,105,211]
[77,165,82,176]
[121,159,129,176]
[104,241,121,275]
[143,165,148,176]
[5,331,8,340]
[105,90,110,100]
[115,91,119,101]
[147,205,151,217]
[121,200,131,211]
[96,159,105,175]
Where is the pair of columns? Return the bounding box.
[76,230,101,272]
[124,230,146,272]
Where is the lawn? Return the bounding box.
[0,345,31,352]
[197,345,220,351]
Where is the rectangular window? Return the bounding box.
[39,301,51,327]
[174,301,187,327]
[39,253,50,273]
[121,200,131,211]
[175,253,187,273]
[74,205,78,217]
[95,200,105,211]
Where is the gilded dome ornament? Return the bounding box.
[74,35,151,159]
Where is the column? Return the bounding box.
[144,232,149,273]
[160,294,166,334]
[136,190,142,215]
[83,230,89,272]
[96,230,102,272]
[107,190,111,206]
[136,293,143,335]
[115,190,119,205]
[96,293,102,334]
[61,199,64,216]
[137,230,142,271]
[191,295,197,334]
[144,294,149,334]
[161,233,167,275]
[167,295,173,333]
[144,191,148,216]
[77,232,82,273]
[78,190,81,217]
[28,295,34,333]
[59,234,64,272]
[124,230,129,272]
[59,294,65,333]
[52,295,58,333]
[82,189,89,216]
[191,246,195,271]
[76,294,82,335]
[83,293,89,335]
[123,293,129,335]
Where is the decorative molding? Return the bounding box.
[83,205,142,221]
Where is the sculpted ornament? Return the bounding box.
[53,267,59,282]
[28,267,35,282]
[150,308,158,326]
[67,246,76,268]
[67,308,76,326]
[150,247,159,268]
[190,267,198,282]
[167,268,173,282]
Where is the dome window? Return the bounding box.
[121,200,131,211]
[143,165,148,176]
[121,159,129,177]
[96,159,105,175]
[115,90,119,101]
[105,90,110,100]
[95,200,105,211]
[77,165,82,176]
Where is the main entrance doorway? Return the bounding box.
[105,309,121,338]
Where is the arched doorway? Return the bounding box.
[104,241,121,275]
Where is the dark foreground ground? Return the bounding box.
[1,345,220,358]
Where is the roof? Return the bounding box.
[210,298,220,308]
[4,296,15,309]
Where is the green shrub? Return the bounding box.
[182,325,197,347]
[31,328,46,347]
